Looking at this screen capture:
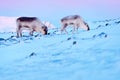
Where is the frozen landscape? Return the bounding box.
[0,16,120,80]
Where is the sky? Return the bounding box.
[0,0,120,26]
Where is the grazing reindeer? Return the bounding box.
[16,17,48,37]
[60,15,90,33]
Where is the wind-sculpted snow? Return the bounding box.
[0,19,120,80]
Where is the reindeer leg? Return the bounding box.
[76,27,79,34]
[61,24,68,34]
[28,26,33,36]
[16,25,21,38]
[75,24,79,33]
[17,30,20,38]
[72,26,76,33]
[72,24,79,34]
[19,29,22,37]
[72,23,77,34]
[29,28,34,36]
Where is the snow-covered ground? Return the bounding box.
[0,17,120,80]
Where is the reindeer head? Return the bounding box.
[42,25,48,35]
[83,21,90,31]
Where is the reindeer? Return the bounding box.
[60,15,90,33]
[16,17,48,37]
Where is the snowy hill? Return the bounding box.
[0,18,120,80]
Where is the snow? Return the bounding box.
[0,17,120,80]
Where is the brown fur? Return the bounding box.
[61,15,90,33]
[16,17,48,37]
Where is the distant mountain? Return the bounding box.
[0,16,17,32]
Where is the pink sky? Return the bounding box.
[0,0,119,9]
[0,0,120,22]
